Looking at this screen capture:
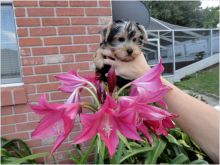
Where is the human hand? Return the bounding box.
[103,53,150,80]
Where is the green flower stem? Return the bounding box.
[117,132,132,151]
[115,83,131,98]
[81,103,97,112]
[83,86,100,107]
[87,81,97,93]
[80,137,97,164]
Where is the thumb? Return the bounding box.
[103,59,116,66]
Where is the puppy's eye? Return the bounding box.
[118,37,125,42]
[133,38,136,42]
[140,35,143,40]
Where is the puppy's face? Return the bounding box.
[101,20,147,61]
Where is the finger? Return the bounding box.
[103,59,116,66]
[102,49,115,58]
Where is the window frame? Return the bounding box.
[1,0,23,86]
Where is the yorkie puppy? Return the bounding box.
[94,20,148,87]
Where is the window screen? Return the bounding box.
[1,4,22,84]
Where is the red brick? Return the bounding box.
[28,112,41,122]
[12,87,27,105]
[15,8,25,17]
[22,57,44,66]
[1,125,16,134]
[14,104,31,114]
[27,8,54,17]
[1,106,13,116]
[60,45,87,54]
[42,18,69,26]
[58,26,85,35]
[87,26,104,34]
[99,1,111,7]
[28,93,42,102]
[62,62,89,72]
[30,27,56,36]
[32,47,58,56]
[50,92,69,100]
[72,18,98,25]
[56,8,84,16]
[59,159,74,164]
[86,8,112,16]
[63,55,74,63]
[14,1,38,7]
[16,121,38,132]
[23,75,47,84]
[32,145,53,154]
[48,74,59,82]
[70,1,97,7]
[35,65,61,74]
[25,84,36,94]
[78,70,95,77]
[1,88,13,106]
[80,89,91,97]
[37,83,60,93]
[80,95,93,103]
[2,114,27,125]
[44,37,72,46]
[39,1,68,7]
[22,66,33,75]
[17,28,28,37]
[74,35,100,44]
[88,44,99,52]
[75,53,94,62]
[19,38,42,47]
[26,139,42,148]
[16,18,40,27]
[20,48,31,56]
[4,132,30,140]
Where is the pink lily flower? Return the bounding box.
[73,95,141,157]
[130,59,164,92]
[130,60,170,109]
[30,95,80,153]
[119,95,176,144]
[55,70,95,93]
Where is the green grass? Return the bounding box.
[175,65,219,96]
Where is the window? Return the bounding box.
[1,4,22,84]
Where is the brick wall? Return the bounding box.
[1,0,112,163]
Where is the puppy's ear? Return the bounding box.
[99,22,113,43]
[137,24,148,42]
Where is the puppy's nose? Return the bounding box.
[127,48,133,55]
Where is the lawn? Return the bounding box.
[175,64,219,96]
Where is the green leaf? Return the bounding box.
[117,132,132,151]
[128,142,142,149]
[2,157,20,164]
[11,152,48,164]
[120,146,153,163]
[145,139,167,164]
[166,134,180,145]
[110,141,125,164]
[178,140,191,148]
[170,153,189,164]
[69,155,80,164]
[0,148,12,157]
[190,159,209,164]
[75,144,83,158]
[80,137,97,164]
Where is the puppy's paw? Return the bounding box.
[94,48,113,69]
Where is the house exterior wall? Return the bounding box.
[1,0,112,163]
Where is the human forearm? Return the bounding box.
[162,78,219,163]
